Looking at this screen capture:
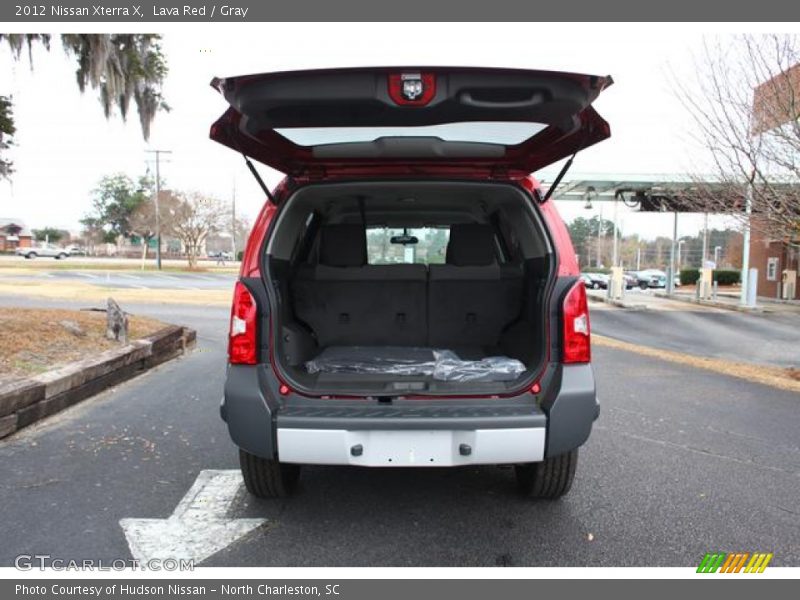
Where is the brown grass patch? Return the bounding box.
[0,308,165,379]
[594,334,800,394]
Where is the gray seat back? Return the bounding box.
[292,224,428,346]
[428,223,522,347]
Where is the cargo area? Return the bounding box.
[263,181,555,395]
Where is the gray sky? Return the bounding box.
[0,24,770,238]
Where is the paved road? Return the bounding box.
[590,298,800,368]
[0,255,239,269]
[2,270,237,291]
[0,297,798,567]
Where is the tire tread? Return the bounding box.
[516,449,578,499]
[239,449,300,499]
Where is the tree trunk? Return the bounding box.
[187,243,198,269]
[140,237,148,270]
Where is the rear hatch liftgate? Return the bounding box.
[209,66,613,179]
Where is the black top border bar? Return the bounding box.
[2,0,799,22]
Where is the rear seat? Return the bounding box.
[428,223,523,348]
[293,223,523,350]
[291,224,428,346]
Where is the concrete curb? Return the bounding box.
[587,294,648,310]
[653,292,768,313]
[0,325,196,440]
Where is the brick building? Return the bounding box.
[748,63,800,300]
[749,222,799,300]
[0,218,33,251]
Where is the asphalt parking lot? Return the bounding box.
[590,300,800,368]
[1,295,798,567]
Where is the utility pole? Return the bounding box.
[611,195,619,268]
[702,212,709,265]
[231,178,237,257]
[667,211,678,295]
[740,179,753,306]
[145,149,171,270]
[596,203,604,268]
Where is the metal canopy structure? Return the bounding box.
[538,173,729,294]
[541,172,730,212]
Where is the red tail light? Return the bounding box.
[228,281,258,365]
[562,280,591,364]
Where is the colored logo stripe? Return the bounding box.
[744,553,773,573]
[720,553,749,573]
[697,552,773,573]
[697,553,726,573]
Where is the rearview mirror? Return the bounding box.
[390,234,419,245]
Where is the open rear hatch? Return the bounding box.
[210,66,612,178]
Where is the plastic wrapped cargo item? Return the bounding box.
[432,350,525,382]
[306,346,526,382]
[306,346,438,376]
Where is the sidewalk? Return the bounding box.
[664,290,800,314]
[587,288,724,312]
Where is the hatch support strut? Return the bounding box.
[541,151,578,203]
[241,153,276,204]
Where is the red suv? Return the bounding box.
[212,67,610,499]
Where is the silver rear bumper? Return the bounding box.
[277,427,546,467]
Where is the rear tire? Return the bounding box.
[515,449,578,499]
[25,252,37,259]
[56,253,67,260]
[239,448,300,499]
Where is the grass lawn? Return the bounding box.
[0,280,232,306]
[0,308,166,380]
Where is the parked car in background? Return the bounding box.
[16,244,69,260]
[66,245,87,256]
[633,269,681,289]
[632,269,663,289]
[622,272,637,289]
[581,272,608,289]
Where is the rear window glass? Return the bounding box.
[275,122,547,147]
[367,227,450,265]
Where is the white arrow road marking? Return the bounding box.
[120,470,265,564]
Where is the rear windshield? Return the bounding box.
[276,122,547,147]
[367,227,450,266]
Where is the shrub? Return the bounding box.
[680,268,700,285]
[236,250,244,262]
[714,269,741,285]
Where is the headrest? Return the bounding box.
[319,224,367,267]
[446,223,496,266]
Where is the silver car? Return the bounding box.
[16,244,70,259]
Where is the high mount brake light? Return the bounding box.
[562,280,591,364]
[228,281,257,365]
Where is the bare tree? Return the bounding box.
[169,192,228,269]
[678,34,800,243]
[128,190,178,268]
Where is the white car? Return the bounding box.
[16,244,70,259]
